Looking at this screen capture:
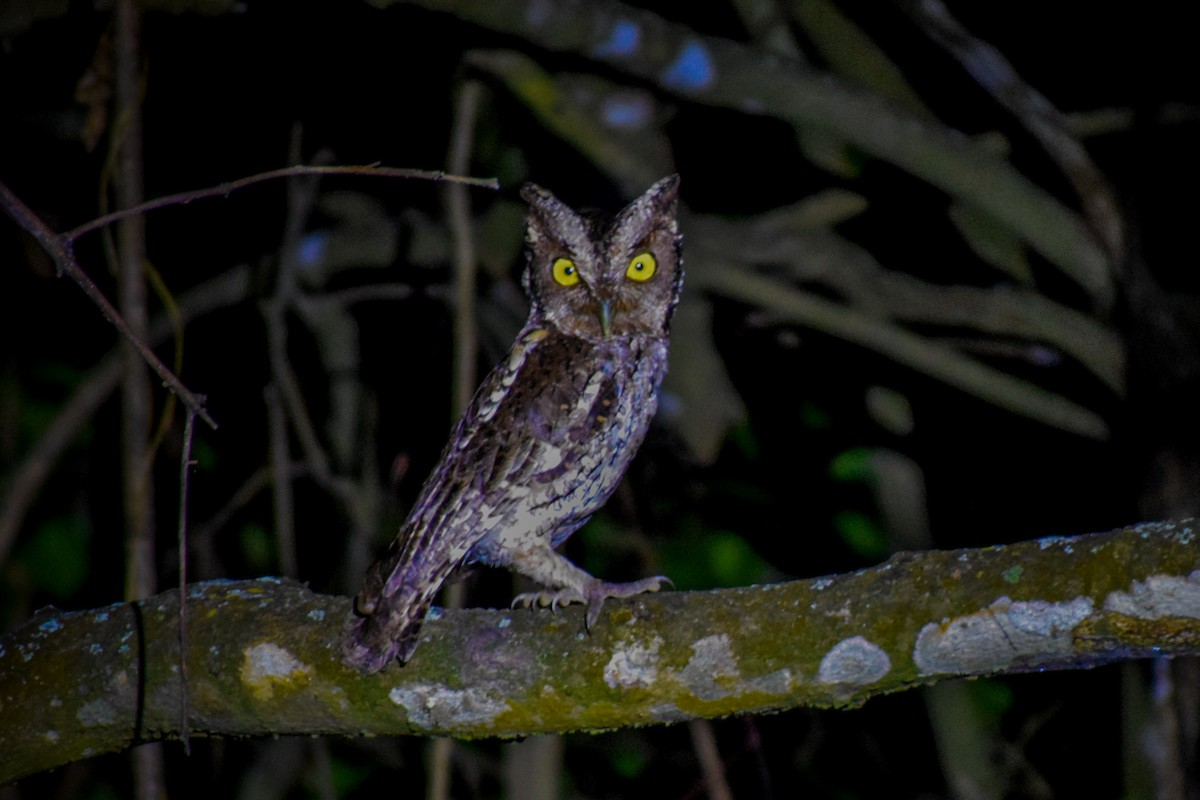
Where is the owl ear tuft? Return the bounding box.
[521,182,590,250]
[645,174,680,209]
[616,175,680,232]
[519,182,549,207]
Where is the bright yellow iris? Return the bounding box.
[552,257,579,286]
[625,252,657,282]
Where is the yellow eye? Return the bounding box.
[625,252,657,282]
[552,257,579,286]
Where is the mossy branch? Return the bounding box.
[3,519,1200,784]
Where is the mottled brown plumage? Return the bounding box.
[343,175,682,672]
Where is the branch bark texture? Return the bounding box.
[3,519,1199,783]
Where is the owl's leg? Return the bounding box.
[507,546,671,630]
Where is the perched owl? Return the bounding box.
[342,175,683,672]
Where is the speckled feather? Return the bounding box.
[343,176,682,672]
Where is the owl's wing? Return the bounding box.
[343,327,614,671]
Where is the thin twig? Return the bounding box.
[0,179,218,430]
[66,164,500,242]
[177,409,197,755]
[0,265,247,568]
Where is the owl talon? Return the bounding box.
[512,575,672,631]
[512,589,585,612]
[582,575,673,629]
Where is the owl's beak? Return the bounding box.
[598,301,614,337]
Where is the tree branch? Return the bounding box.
[64,165,499,242]
[0,178,218,430]
[3,519,1198,784]
[375,0,1112,307]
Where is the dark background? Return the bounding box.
[1,1,1197,798]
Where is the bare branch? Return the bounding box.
[0,179,218,430]
[176,408,197,754]
[65,165,500,242]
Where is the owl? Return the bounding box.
[342,175,683,672]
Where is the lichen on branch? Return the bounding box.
[2,519,1198,784]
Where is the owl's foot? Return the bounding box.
[512,575,672,630]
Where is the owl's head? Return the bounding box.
[520,175,682,341]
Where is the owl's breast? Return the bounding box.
[529,336,667,537]
[464,332,669,561]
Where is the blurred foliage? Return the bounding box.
[830,509,889,561]
[14,512,91,598]
[2,0,1198,797]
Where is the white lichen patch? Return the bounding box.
[1132,520,1190,544]
[77,697,121,727]
[678,634,739,700]
[1104,571,1200,620]
[389,684,508,730]
[648,702,688,723]
[747,668,792,695]
[239,642,313,701]
[603,636,662,689]
[913,595,1094,675]
[1006,597,1094,636]
[817,636,891,686]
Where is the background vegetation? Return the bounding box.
[1,1,1197,798]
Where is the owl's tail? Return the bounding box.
[341,594,429,674]
[341,540,451,672]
